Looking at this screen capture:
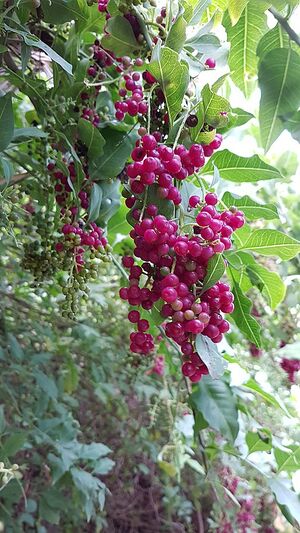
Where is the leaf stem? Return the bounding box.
[268,7,300,47]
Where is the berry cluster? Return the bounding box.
[280,357,300,383]
[125,134,210,207]
[115,70,148,121]
[120,133,245,382]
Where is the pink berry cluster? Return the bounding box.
[120,133,245,382]
[47,162,107,268]
[115,70,148,121]
[201,132,222,157]
[125,134,211,207]
[280,358,300,383]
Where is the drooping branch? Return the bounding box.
[268,7,300,47]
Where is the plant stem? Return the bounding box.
[268,7,300,47]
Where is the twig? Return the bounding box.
[268,7,300,47]
[0,172,28,187]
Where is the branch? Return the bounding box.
[0,173,28,187]
[268,7,300,47]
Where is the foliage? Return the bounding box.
[0,0,299,531]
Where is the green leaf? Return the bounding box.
[200,253,225,294]
[268,478,300,527]
[88,183,103,222]
[148,44,190,127]
[275,446,300,473]
[8,333,24,361]
[97,181,121,225]
[201,149,282,182]
[256,24,289,61]
[230,107,254,127]
[239,229,300,260]
[12,127,47,142]
[89,128,138,181]
[23,34,73,75]
[79,442,111,460]
[101,16,140,56]
[0,406,6,434]
[246,430,272,454]
[258,48,300,152]
[195,335,227,378]
[243,378,289,413]
[246,263,286,309]
[284,110,300,143]
[221,192,279,220]
[231,280,262,347]
[1,432,27,457]
[190,376,239,442]
[0,156,13,184]
[78,118,105,161]
[0,93,14,152]
[182,0,212,24]
[166,12,187,52]
[223,3,267,97]
[186,33,221,54]
[40,0,87,23]
[202,83,231,128]
[34,371,58,400]
[227,0,249,25]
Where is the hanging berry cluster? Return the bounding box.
[119,134,245,382]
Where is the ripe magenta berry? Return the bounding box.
[161,287,178,303]
[205,58,216,69]
[189,195,200,208]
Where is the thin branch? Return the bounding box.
[0,172,28,187]
[268,7,300,47]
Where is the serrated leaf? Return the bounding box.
[239,229,300,261]
[148,43,189,127]
[246,263,286,309]
[78,118,105,161]
[101,15,140,56]
[0,93,14,152]
[258,48,300,152]
[200,254,225,294]
[231,280,262,347]
[223,4,267,97]
[88,183,103,222]
[190,376,239,442]
[201,149,282,182]
[228,0,249,25]
[256,24,289,60]
[166,12,187,52]
[195,335,227,378]
[221,192,279,220]
[246,430,272,454]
